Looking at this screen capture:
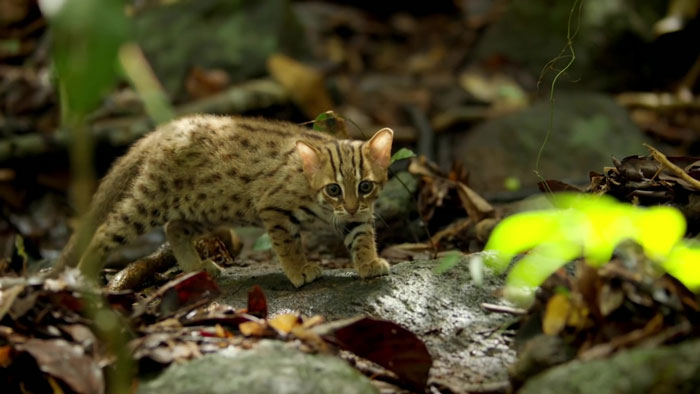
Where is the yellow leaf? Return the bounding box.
[543,293,571,335]
[268,314,301,334]
[215,324,233,338]
[302,315,325,329]
[238,321,265,337]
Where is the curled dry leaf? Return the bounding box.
[15,338,104,394]
[247,285,268,319]
[158,272,221,316]
[322,317,432,391]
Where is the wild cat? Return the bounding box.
[58,115,393,287]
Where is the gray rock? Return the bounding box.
[138,340,377,394]
[217,257,515,390]
[451,92,649,194]
[519,339,700,394]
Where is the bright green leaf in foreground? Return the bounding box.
[483,193,696,306]
[663,241,700,292]
[390,148,416,165]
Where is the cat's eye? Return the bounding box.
[325,183,342,197]
[358,180,374,194]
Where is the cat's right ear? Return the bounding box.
[296,141,322,175]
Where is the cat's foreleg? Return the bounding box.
[260,209,321,287]
[343,221,390,279]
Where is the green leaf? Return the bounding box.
[14,235,29,266]
[483,192,692,306]
[390,148,416,165]
[434,251,461,274]
[253,233,273,251]
[50,0,129,116]
[313,111,348,137]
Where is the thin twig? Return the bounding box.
[481,302,527,315]
[644,143,700,191]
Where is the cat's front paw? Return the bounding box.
[356,258,390,279]
[201,259,224,278]
[287,263,322,288]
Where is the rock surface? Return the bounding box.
[134,0,307,98]
[519,339,700,394]
[138,340,378,394]
[451,92,649,194]
[216,257,515,391]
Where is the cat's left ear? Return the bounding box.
[296,141,322,175]
[366,128,393,169]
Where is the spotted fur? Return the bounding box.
[58,115,393,287]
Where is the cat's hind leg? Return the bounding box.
[165,220,224,277]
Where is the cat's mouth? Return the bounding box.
[335,211,372,222]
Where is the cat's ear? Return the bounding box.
[366,127,393,168]
[296,141,322,175]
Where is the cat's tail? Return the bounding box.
[53,144,145,274]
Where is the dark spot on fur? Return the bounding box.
[112,234,126,245]
[267,141,277,149]
[152,209,160,218]
[240,175,251,184]
[174,178,184,189]
[227,168,238,178]
[136,203,147,215]
[121,214,131,224]
[240,138,250,148]
[133,221,145,235]
[197,193,207,200]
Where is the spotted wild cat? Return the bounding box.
[57,115,393,287]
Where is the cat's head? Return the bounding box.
[296,128,393,222]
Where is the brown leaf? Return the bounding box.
[0,345,11,367]
[456,182,495,222]
[598,283,625,317]
[0,285,25,320]
[537,180,583,193]
[324,317,432,390]
[16,338,104,394]
[185,66,230,99]
[247,285,267,319]
[149,272,220,317]
[267,54,334,119]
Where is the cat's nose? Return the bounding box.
[345,205,358,215]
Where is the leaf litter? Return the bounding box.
[0,270,433,393]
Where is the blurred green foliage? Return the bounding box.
[49,0,128,116]
[483,193,699,306]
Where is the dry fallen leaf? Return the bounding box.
[267,53,334,119]
[268,313,301,335]
[247,285,268,319]
[16,338,104,394]
[323,317,432,391]
[0,345,11,367]
[238,321,266,337]
[543,293,571,336]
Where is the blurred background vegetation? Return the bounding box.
[0,0,697,268]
